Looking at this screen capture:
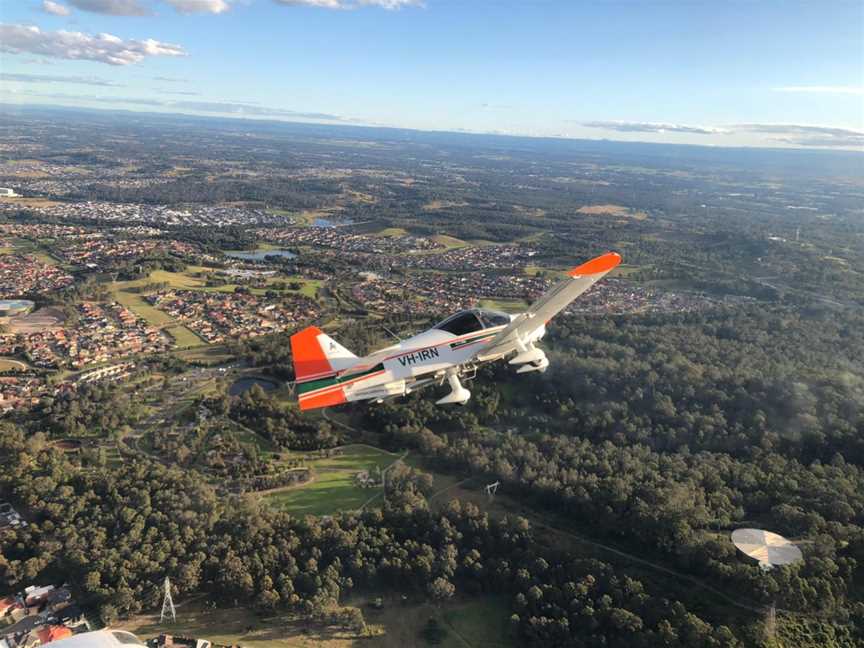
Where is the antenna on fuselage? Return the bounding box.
[382,325,403,343]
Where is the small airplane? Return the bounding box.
[291,251,621,411]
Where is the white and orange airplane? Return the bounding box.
[291,251,621,411]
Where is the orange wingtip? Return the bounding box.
[567,252,622,277]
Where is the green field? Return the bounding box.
[375,227,408,237]
[118,592,514,648]
[117,600,358,648]
[264,444,402,516]
[282,276,322,298]
[479,298,528,313]
[115,268,321,299]
[611,263,644,277]
[108,267,320,334]
[0,358,29,371]
[174,345,234,365]
[441,596,515,647]
[430,234,467,250]
[112,290,176,326]
[165,325,206,348]
[233,424,279,455]
[32,249,61,266]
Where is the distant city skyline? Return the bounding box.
[1,0,862,150]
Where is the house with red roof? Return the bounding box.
[36,626,73,645]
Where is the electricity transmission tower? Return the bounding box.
[160,576,176,624]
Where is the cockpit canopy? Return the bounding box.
[434,309,512,336]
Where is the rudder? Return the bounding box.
[290,326,358,383]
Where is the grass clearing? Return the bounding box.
[0,196,62,208]
[112,290,176,326]
[576,204,648,220]
[430,234,468,250]
[441,596,515,647]
[175,345,234,365]
[0,358,29,371]
[115,268,321,299]
[375,227,408,237]
[266,209,334,227]
[32,250,60,266]
[479,298,527,313]
[118,593,514,648]
[282,276,323,298]
[264,444,400,516]
[233,424,278,455]
[360,593,514,648]
[165,325,207,348]
[116,600,361,648]
[611,264,644,277]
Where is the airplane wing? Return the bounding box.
[475,251,621,360]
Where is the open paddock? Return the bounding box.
[263,444,401,516]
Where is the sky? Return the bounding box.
[1,0,863,150]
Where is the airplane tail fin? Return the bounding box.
[290,326,358,383]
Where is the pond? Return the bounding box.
[229,377,279,396]
[312,217,354,228]
[225,248,296,261]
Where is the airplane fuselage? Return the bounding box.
[292,251,622,411]
[296,320,545,409]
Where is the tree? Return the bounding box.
[428,577,455,602]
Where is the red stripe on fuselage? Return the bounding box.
[340,326,506,376]
[298,369,388,401]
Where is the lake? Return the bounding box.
[229,377,279,396]
[225,248,296,261]
[312,217,354,228]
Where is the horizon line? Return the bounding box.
[2,100,863,157]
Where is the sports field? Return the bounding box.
[113,268,321,301]
[112,290,176,327]
[440,596,515,647]
[116,600,361,648]
[174,345,233,365]
[165,325,207,348]
[0,358,29,371]
[479,298,527,313]
[263,444,402,516]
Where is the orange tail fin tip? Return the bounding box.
[290,326,335,381]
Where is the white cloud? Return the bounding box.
[164,0,232,13]
[41,1,72,16]
[66,0,150,15]
[582,120,729,135]
[734,123,864,148]
[773,86,864,96]
[274,0,346,7]
[14,91,350,122]
[581,119,863,148]
[358,0,422,7]
[0,24,186,66]
[274,0,421,9]
[1,72,123,87]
